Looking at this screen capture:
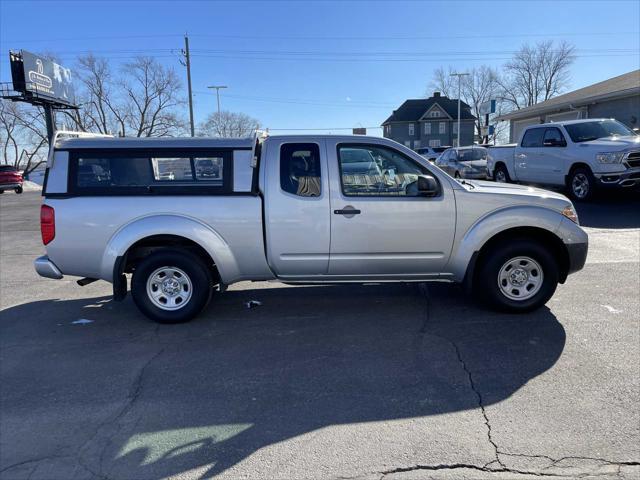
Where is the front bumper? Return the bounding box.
[0,183,22,191]
[34,255,63,279]
[566,242,588,275]
[594,168,640,188]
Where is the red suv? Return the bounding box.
[0,165,24,194]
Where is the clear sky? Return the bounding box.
[1,0,639,136]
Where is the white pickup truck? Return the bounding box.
[34,133,588,323]
[487,119,640,200]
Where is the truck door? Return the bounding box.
[326,141,456,277]
[263,139,331,276]
[515,127,545,182]
[539,127,569,185]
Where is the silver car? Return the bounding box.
[436,146,489,179]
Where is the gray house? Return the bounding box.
[382,92,476,149]
[497,70,640,142]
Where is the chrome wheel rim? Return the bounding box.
[497,256,544,301]
[495,170,506,182]
[146,266,192,311]
[572,173,589,199]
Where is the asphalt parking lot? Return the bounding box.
[1,191,639,480]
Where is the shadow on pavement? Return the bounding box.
[574,189,640,229]
[1,283,565,478]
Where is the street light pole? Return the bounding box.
[207,85,228,115]
[450,72,469,147]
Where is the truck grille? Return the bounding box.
[625,151,640,169]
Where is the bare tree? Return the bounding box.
[430,65,501,139]
[498,40,575,109]
[198,110,261,138]
[120,56,186,137]
[0,101,49,175]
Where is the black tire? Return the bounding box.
[567,167,596,202]
[494,164,511,183]
[15,186,23,194]
[0,190,4,194]
[475,238,559,313]
[131,249,213,324]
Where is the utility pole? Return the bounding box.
[207,85,228,115]
[450,72,469,147]
[183,35,195,137]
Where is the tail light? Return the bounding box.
[40,205,55,245]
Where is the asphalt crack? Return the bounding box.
[416,283,504,469]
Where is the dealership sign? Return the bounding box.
[10,50,75,106]
[479,99,496,116]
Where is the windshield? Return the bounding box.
[563,120,636,143]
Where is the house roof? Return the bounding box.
[497,69,640,121]
[382,96,476,124]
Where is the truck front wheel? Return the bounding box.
[475,239,559,312]
[131,249,213,324]
[494,164,510,183]
[567,167,595,201]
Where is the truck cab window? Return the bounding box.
[521,128,545,148]
[338,144,430,197]
[280,143,321,197]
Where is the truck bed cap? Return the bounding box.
[55,136,256,150]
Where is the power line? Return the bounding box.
[2,31,638,44]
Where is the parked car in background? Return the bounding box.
[416,146,449,162]
[35,133,587,324]
[436,146,488,179]
[0,165,24,194]
[486,119,640,201]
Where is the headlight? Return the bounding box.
[561,205,579,224]
[596,152,625,164]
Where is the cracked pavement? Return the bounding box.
[1,192,639,479]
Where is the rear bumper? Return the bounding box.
[566,242,588,275]
[34,255,63,279]
[594,168,640,188]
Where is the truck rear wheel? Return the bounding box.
[494,164,510,183]
[475,238,559,312]
[131,249,213,324]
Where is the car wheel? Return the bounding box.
[15,186,23,194]
[475,238,559,312]
[131,249,213,324]
[494,164,510,183]
[0,190,4,194]
[568,167,595,201]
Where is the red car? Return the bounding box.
[0,165,23,194]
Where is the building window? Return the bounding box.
[408,123,414,136]
[430,111,440,118]
[453,122,459,134]
[429,139,441,147]
[424,123,431,135]
[404,141,411,147]
[439,122,446,134]
[413,140,421,149]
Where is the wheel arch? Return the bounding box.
[463,226,570,293]
[565,162,593,183]
[101,214,240,285]
[451,206,570,288]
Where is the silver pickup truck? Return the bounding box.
[35,133,588,323]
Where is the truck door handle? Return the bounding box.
[334,208,361,215]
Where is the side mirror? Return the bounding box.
[417,175,439,197]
